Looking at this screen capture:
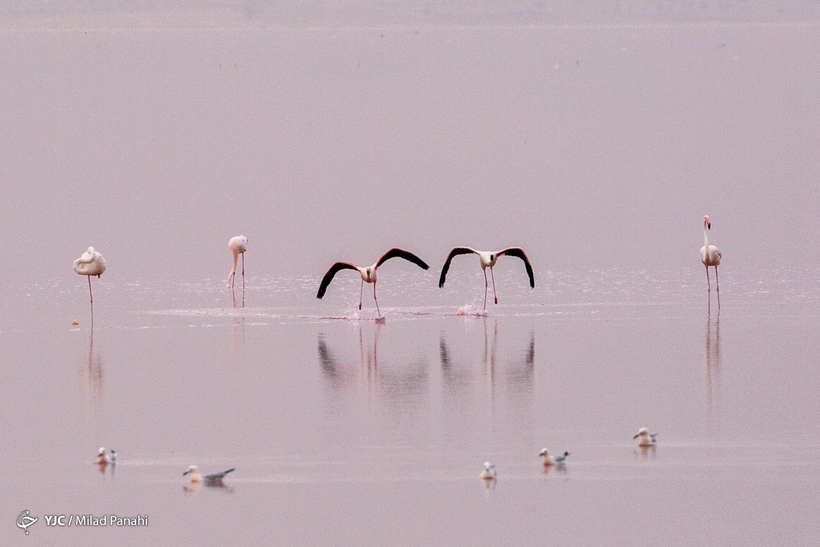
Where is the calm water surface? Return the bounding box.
[2,7,820,546]
[2,269,819,545]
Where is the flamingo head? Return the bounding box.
[633,427,649,439]
[703,215,711,229]
[98,447,106,455]
[183,465,198,476]
[539,448,548,457]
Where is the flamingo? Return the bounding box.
[700,216,722,313]
[227,235,248,290]
[539,449,569,467]
[633,427,657,447]
[317,248,430,318]
[73,247,106,304]
[183,465,235,485]
[438,247,534,310]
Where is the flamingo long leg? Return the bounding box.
[490,267,498,305]
[88,276,93,304]
[359,280,364,310]
[483,269,489,311]
[714,266,720,312]
[373,282,381,318]
[705,265,711,315]
[241,253,245,291]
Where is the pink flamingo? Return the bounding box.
[438,247,534,310]
[700,216,722,313]
[317,248,430,318]
[227,235,248,290]
[73,247,106,304]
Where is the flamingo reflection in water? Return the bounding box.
[317,323,428,401]
[439,319,534,403]
[704,316,722,432]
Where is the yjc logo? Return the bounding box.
[17,510,38,535]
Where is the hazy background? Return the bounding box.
[2,1,820,290]
[2,2,820,546]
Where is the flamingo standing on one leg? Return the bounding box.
[73,247,106,305]
[227,235,248,290]
[438,247,534,310]
[317,248,430,319]
[700,216,722,314]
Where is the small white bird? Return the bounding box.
[480,461,497,480]
[183,465,235,485]
[439,247,534,311]
[227,235,248,290]
[700,215,722,314]
[317,248,430,318]
[96,447,112,465]
[73,247,106,304]
[539,449,569,467]
[109,449,117,463]
[633,427,657,447]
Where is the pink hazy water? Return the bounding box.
[2,5,820,545]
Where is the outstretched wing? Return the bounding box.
[497,247,535,288]
[376,248,430,270]
[438,247,478,288]
[317,262,359,299]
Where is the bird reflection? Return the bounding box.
[230,285,245,308]
[79,327,104,414]
[231,313,246,357]
[183,481,235,494]
[317,323,382,389]
[439,319,535,403]
[704,315,722,431]
[635,444,657,459]
[317,323,428,402]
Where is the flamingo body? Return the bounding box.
[73,247,106,277]
[317,248,430,318]
[74,247,106,306]
[227,235,248,289]
[439,246,534,310]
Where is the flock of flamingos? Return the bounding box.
[73,214,723,319]
[78,215,721,484]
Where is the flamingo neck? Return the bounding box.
[703,224,710,249]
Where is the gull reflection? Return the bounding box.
[704,315,722,431]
